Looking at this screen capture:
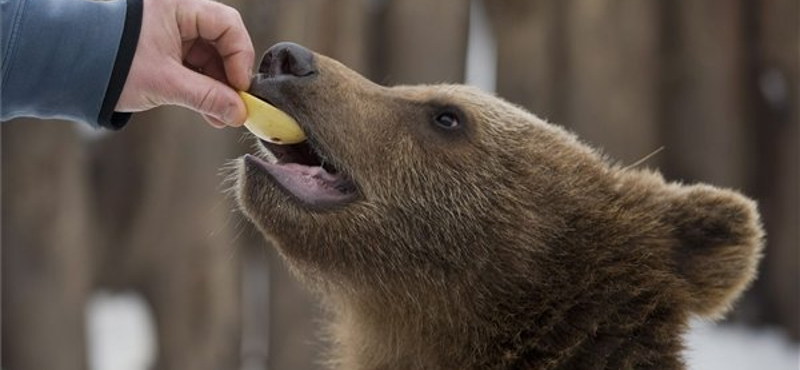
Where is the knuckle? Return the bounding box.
[197,87,220,113]
[242,47,256,61]
[223,6,240,22]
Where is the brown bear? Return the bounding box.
[234,42,764,370]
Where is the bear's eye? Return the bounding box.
[434,112,460,130]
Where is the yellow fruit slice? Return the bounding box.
[239,91,306,144]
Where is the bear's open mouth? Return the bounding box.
[245,139,359,209]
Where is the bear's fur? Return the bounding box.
[235,43,764,370]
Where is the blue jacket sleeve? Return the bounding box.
[1,0,142,129]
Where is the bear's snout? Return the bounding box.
[248,42,319,124]
[258,42,316,78]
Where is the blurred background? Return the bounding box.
[2,0,798,369]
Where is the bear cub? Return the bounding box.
[236,42,764,370]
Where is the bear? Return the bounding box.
[234,42,764,370]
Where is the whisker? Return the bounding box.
[623,146,665,171]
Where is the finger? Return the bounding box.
[165,63,247,126]
[184,41,228,83]
[183,40,216,72]
[202,114,227,129]
[179,1,255,91]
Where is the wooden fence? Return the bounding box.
[2,1,796,370]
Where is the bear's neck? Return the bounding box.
[491,294,687,370]
[326,278,688,370]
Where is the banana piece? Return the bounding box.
[239,91,307,144]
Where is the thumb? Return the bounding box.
[166,64,247,127]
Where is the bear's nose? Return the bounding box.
[258,42,316,77]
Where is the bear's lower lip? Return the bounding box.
[244,152,358,209]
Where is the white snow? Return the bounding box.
[685,319,800,370]
[86,292,156,370]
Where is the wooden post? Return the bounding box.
[562,1,661,166]
[485,0,564,122]
[661,1,752,188]
[751,0,799,341]
[1,120,93,370]
[379,0,470,84]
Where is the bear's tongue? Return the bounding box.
[255,140,357,206]
[262,161,356,205]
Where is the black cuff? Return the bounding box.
[97,0,143,130]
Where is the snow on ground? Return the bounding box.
[685,319,800,370]
[87,292,800,370]
[87,292,156,370]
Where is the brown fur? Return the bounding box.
[236,46,764,370]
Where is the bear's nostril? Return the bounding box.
[259,42,316,77]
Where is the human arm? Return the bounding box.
[1,0,255,129]
[1,0,141,128]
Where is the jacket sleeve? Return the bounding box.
[1,0,142,129]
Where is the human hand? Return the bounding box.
[116,0,255,128]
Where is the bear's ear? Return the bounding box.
[663,184,764,318]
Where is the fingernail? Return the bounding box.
[222,106,234,125]
[226,101,247,127]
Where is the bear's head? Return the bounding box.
[235,43,763,370]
